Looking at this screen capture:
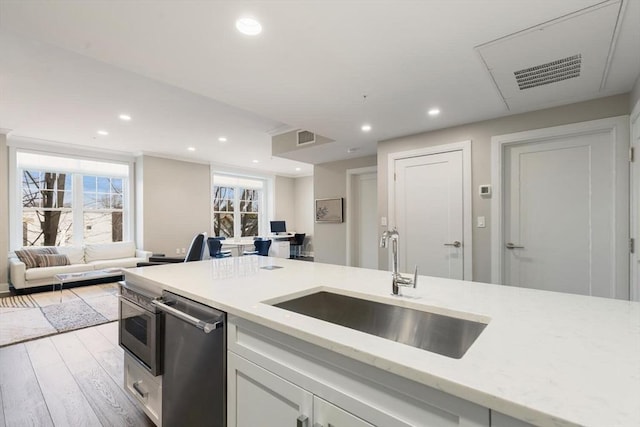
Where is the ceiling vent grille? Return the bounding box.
[514,54,582,90]
[297,130,315,146]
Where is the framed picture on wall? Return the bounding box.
[315,198,343,223]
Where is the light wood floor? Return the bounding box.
[0,322,154,427]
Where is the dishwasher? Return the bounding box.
[152,290,226,427]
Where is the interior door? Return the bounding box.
[503,130,629,298]
[353,172,378,269]
[394,151,464,279]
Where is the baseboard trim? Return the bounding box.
[0,282,10,295]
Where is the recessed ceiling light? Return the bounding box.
[118,114,131,121]
[97,130,109,136]
[361,124,372,132]
[295,167,301,171]
[218,137,227,142]
[236,17,262,36]
[428,108,441,116]
[252,159,259,163]
[187,147,196,152]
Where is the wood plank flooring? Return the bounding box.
[0,323,154,427]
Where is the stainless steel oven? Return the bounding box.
[118,281,163,376]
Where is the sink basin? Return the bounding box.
[273,291,487,359]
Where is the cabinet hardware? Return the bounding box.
[444,241,461,248]
[132,380,148,399]
[297,415,309,427]
[505,242,524,249]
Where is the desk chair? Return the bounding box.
[207,237,232,258]
[289,233,305,259]
[137,232,207,266]
[243,239,272,256]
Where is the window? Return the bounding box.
[82,175,124,243]
[213,175,264,238]
[15,151,131,247]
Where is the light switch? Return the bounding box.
[477,216,486,228]
[381,216,387,226]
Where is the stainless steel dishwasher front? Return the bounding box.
[153,290,226,427]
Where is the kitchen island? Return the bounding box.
[124,256,640,427]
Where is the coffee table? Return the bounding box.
[54,268,124,303]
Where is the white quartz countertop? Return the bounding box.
[124,257,640,427]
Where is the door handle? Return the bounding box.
[297,415,309,427]
[505,242,524,249]
[152,299,222,333]
[444,241,461,248]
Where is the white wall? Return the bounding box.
[294,176,314,255]
[0,133,9,293]
[631,73,640,111]
[137,155,211,256]
[314,156,377,265]
[274,176,295,229]
[378,94,631,283]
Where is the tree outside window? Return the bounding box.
[22,171,73,246]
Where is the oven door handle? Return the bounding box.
[152,299,222,333]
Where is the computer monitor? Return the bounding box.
[270,220,287,234]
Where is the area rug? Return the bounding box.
[41,299,109,333]
[0,283,119,347]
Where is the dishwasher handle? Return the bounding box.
[152,299,222,333]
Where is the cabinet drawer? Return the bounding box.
[124,353,162,426]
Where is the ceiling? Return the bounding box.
[0,0,638,176]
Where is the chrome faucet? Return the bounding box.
[379,228,418,296]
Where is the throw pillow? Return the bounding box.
[37,254,70,268]
[14,247,59,269]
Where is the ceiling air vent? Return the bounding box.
[297,130,315,146]
[514,54,582,90]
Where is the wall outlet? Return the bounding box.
[381,216,387,226]
[477,216,486,228]
[181,248,186,254]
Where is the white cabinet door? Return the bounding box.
[313,396,373,427]
[228,352,313,427]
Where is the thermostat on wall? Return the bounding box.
[479,185,492,197]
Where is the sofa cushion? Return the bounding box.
[37,254,70,268]
[14,247,58,269]
[56,246,85,265]
[25,263,94,281]
[89,257,143,269]
[84,241,136,263]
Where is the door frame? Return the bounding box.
[630,101,640,301]
[490,116,630,292]
[346,166,377,267]
[388,140,473,280]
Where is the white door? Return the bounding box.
[394,151,464,279]
[353,172,378,269]
[502,130,629,298]
[227,352,313,427]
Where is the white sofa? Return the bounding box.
[8,241,152,290]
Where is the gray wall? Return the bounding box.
[0,134,8,292]
[314,155,377,265]
[378,93,631,283]
[137,155,211,256]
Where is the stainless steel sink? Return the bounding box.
[273,291,487,359]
